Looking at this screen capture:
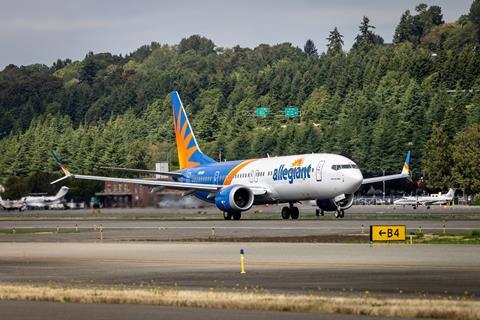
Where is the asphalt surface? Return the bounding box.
[0,300,407,320]
[1,207,478,319]
[1,242,479,297]
[1,205,479,242]
[0,219,478,242]
[1,204,478,219]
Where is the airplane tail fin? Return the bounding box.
[54,186,69,200]
[446,188,455,198]
[401,151,411,176]
[170,91,216,169]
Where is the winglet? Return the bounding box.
[51,150,73,184]
[401,150,411,177]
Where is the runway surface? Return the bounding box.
[1,204,478,219]
[0,219,479,242]
[1,242,479,297]
[0,300,407,320]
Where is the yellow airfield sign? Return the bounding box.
[370,225,406,241]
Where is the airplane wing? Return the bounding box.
[362,151,411,185]
[100,166,184,178]
[50,151,221,192]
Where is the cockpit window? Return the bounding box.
[332,164,358,170]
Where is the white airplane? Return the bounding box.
[21,186,70,210]
[51,91,411,220]
[394,188,455,209]
[0,196,26,211]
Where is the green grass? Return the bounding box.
[412,230,480,244]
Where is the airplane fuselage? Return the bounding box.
[176,153,364,204]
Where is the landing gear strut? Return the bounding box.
[281,203,299,220]
[223,211,242,220]
[335,209,345,219]
[315,209,325,217]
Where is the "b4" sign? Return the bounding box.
[370,225,406,241]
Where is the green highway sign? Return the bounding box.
[284,107,299,117]
[256,107,270,117]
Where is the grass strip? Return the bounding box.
[0,284,478,319]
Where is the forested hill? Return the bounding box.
[1,2,480,195]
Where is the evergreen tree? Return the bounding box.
[326,27,344,55]
[470,0,480,42]
[451,124,480,193]
[353,16,384,49]
[303,39,318,56]
[422,124,451,190]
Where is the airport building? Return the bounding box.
[93,162,206,208]
[95,162,168,208]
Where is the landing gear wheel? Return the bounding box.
[232,212,242,220]
[223,211,232,220]
[281,207,291,220]
[335,210,342,219]
[426,206,430,209]
[321,209,325,216]
[315,209,320,216]
[290,207,299,220]
[413,206,417,210]
[340,210,345,218]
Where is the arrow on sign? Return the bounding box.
[379,230,386,236]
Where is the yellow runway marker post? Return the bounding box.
[240,249,246,274]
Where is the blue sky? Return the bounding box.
[0,0,473,69]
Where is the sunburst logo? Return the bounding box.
[291,158,304,167]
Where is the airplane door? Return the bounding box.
[316,160,325,182]
[213,171,220,185]
[254,170,259,183]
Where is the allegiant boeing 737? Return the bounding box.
[51,91,411,220]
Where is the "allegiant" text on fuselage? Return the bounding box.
[272,164,312,184]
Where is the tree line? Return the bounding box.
[0,2,479,198]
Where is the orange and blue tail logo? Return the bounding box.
[170,91,215,169]
[402,151,411,175]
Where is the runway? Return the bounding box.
[1,219,479,242]
[1,242,479,297]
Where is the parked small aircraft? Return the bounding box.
[394,188,455,209]
[0,186,69,211]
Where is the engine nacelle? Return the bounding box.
[316,193,354,212]
[215,185,254,212]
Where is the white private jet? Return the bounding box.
[0,196,26,211]
[394,188,455,209]
[21,186,70,210]
[51,91,411,220]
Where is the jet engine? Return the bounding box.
[316,193,354,212]
[214,185,254,212]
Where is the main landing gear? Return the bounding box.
[281,203,299,220]
[334,209,345,219]
[223,211,242,220]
